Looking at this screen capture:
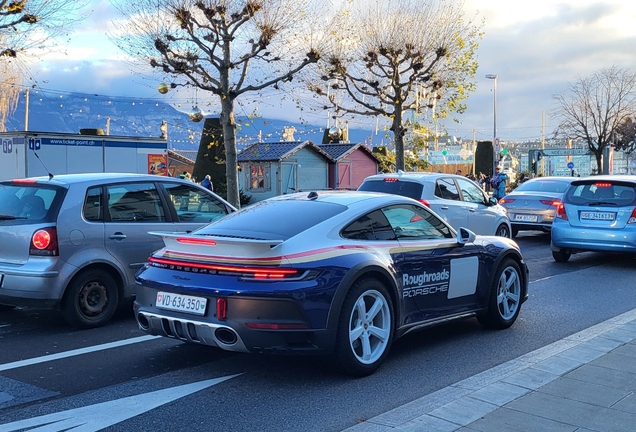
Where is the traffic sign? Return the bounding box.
[567,161,574,169]
[494,138,500,154]
[541,148,589,156]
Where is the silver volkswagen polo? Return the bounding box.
[0,173,235,328]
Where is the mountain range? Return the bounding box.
[4,91,375,151]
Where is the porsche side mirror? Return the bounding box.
[457,227,476,245]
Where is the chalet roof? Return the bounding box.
[318,143,379,162]
[238,140,334,162]
[169,149,197,163]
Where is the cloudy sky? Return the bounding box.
[18,0,636,143]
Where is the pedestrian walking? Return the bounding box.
[200,175,213,192]
[491,167,509,200]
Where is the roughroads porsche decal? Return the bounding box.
[402,269,450,298]
[402,256,479,299]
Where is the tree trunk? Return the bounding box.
[595,151,603,175]
[392,108,405,171]
[220,96,240,208]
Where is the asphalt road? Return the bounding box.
[1,231,635,431]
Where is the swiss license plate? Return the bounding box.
[581,211,615,221]
[514,214,538,222]
[156,291,207,315]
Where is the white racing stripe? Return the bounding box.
[0,335,161,372]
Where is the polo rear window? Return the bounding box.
[0,182,63,222]
[358,179,423,200]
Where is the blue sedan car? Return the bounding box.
[551,175,636,262]
[134,191,529,376]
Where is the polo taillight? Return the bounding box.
[629,208,636,224]
[30,227,59,256]
[556,203,568,220]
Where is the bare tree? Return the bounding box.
[614,116,636,174]
[553,66,636,173]
[111,0,329,208]
[0,0,87,58]
[309,0,482,171]
[0,56,20,131]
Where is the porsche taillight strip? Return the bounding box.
[158,241,452,268]
[176,237,217,246]
[148,256,300,278]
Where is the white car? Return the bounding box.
[358,171,512,238]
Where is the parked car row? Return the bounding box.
[496,174,636,262]
[3,169,634,375]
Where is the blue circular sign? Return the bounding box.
[567,161,574,169]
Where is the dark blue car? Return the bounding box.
[134,191,529,376]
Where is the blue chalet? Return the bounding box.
[238,140,334,202]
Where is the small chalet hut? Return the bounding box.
[319,143,379,190]
[237,140,333,203]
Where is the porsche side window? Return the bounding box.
[341,210,396,241]
[457,178,487,204]
[383,205,452,240]
[435,178,460,201]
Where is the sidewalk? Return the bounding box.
[345,308,636,432]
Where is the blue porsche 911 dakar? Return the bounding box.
[134,191,529,376]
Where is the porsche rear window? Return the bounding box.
[194,199,347,240]
[358,179,423,200]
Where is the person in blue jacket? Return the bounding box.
[491,167,509,200]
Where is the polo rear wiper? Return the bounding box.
[0,214,27,220]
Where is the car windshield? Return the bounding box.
[358,179,423,200]
[194,198,347,240]
[564,181,636,206]
[0,183,61,222]
[515,180,570,193]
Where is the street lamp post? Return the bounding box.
[486,74,498,176]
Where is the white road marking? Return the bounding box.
[0,335,161,372]
[0,374,241,431]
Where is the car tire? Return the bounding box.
[477,258,522,329]
[552,249,571,263]
[496,223,511,239]
[511,227,519,238]
[62,269,119,329]
[333,279,394,377]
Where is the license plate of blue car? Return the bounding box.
[580,211,615,221]
[156,291,207,315]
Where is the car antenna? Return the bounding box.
[33,151,54,180]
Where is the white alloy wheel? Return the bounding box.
[496,265,521,321]
[347,289,392,365]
